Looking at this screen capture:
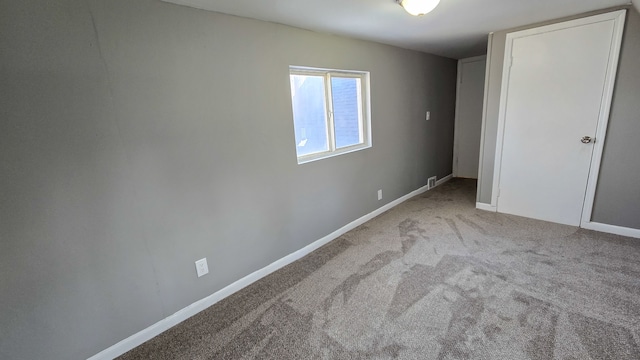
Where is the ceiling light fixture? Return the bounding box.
[396,0,441,16]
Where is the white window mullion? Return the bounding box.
[356,78,365,144]
[325,73,337,152]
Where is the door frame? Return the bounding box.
[453,55,487,178]
[491,10,626,227]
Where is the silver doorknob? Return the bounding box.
[581,136,593,144]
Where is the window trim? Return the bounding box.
[289,66,372,164]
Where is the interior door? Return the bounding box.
[495,13,624,226]
[454,57,486,179]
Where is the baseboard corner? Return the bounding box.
[476,202,497,212]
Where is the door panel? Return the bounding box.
[497,20,616,226]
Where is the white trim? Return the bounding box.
[582,221,640,239]
[491,10,627,214]
[453,55,487,177]
[476,202,497,212]
[476,33,493,203]
[88,175,453,360]
[436,174,453,187]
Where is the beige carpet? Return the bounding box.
[119,178,640,359]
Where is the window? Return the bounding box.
[289,66,371,163]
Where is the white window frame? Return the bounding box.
[289,66,372,164]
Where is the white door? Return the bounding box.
[454,56,486,179]
[494,11,625,226]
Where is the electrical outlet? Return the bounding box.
[195,258,209,278]
[426,111,431,121]
[377,189,383,201]
[428,176,437,189]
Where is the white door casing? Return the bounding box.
[454,56,487,179]
[492,10,626,226]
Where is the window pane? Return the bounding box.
[331,77,363,149]
[290,75,328,157]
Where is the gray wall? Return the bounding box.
[592,8,640,228]
[0,0,457,359]
[477,6,640,230]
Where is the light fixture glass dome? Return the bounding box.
[397,0,441,16]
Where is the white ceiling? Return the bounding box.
[162,0,630,59]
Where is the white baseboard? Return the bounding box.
[581,221,640,239]
[436,174,453,187]
[476,202,497,212]
[88,175,454,360]
[473,205,639,239]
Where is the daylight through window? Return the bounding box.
[289,67,371,163]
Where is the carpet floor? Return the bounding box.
[119,178,640,360]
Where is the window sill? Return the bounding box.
[297,144,372,164]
